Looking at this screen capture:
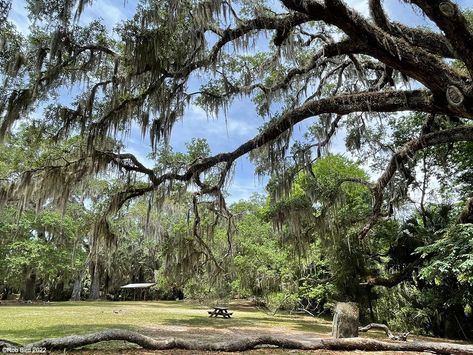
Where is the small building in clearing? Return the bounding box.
[120,283,155,301]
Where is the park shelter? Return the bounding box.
[120,283,155,301]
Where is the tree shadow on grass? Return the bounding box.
[1,324,133,344]
[2,318,332,352]
[1,302,333,349]
[158,314,332,335]
[0,300,201,309]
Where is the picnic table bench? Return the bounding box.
[208,306,233,318]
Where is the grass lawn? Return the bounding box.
[0,300,332,344]
[0,300,463,354]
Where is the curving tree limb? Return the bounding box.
[359,124,473,238]
[4,0,473,246]
[408,0,473,78]
[359,323,410,341]
[368,0,456,58]
[1,329,472,353]
[361,259,421,288]
[104,89,442,213]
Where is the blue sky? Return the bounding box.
[9,0,471,202]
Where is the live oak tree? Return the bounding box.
[2,0,473,351]
[1,0,473,241]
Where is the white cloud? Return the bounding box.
[226,177,266,203]
[10,0,134,35]
[187,104,208,121]
[346,0,370,16]
[224,155,268,203]
[227,185,262,203]
[10,0,29,34]
[79,0,133,30]
[171,104,261,152]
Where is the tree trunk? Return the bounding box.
[332,302,359,338]
[1,286,10,300]
[1,329,472,353]
[89,261,100,300]
[22,269,36,301]
[70,278,82,301]
[50,281,65,301]
[104,271,111,296]
[459,196,473,224]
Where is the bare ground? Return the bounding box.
[71,316,427,354]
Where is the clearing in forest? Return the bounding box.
[0,300,465,354]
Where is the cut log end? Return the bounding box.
[446,85,464,107]
[332,302,359,338]
[439,2,456,17]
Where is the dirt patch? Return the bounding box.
[141,323,331,343]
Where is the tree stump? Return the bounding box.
[332,302,359,338]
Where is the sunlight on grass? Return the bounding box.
[0,301,333,345]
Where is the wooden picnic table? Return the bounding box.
[208,306,233,318]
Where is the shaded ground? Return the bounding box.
[0,300,465,354]
[141,302,335,344]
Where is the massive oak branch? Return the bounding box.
[109,89,440,211]
[1,329,472,353]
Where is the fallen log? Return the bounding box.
[1,329,472,353]
[0,339,22,348]
[359,323,409,341]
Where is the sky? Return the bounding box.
[8,0,471,203]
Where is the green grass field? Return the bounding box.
[0,300,333,347]
[2,300,468,354]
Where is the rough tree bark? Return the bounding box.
[332,302,359,338]
[70,278,82,301]
[22,268,36,301]
[88,260,100,300]
[50,281,65,301]
[361,259,421,288]
[1,286,11,300]
[459,196,473,224]
[1,329,472,353]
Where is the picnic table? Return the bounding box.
[208,306,233,318]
